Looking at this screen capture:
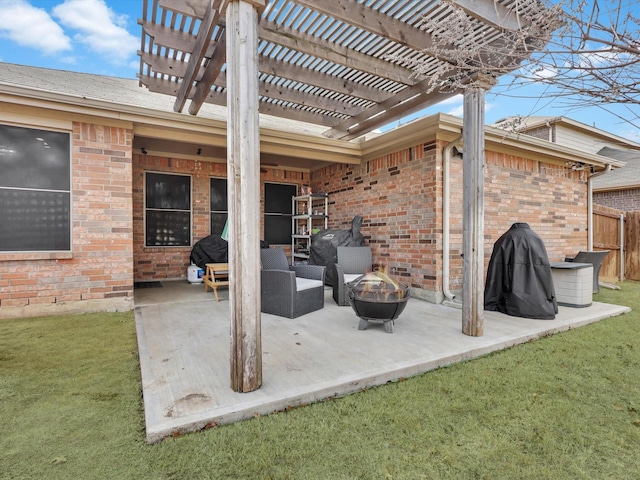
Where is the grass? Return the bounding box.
[1,284,640,479]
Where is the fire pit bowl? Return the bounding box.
[346,271,410,333]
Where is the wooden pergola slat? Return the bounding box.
[139,0,542,138]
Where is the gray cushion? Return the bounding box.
[296,278,323,291]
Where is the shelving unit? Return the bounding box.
[291,193,329,262]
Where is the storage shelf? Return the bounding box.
[293,214,328,220]
[292,193,328,261]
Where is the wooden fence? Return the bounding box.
[593,210,622,282]
[593,210,640,282]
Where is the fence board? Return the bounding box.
[626,212,640,281]
[593,211,620,281]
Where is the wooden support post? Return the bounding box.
[226,0,262,392]
[461,76,494,337]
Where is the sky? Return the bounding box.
[0,0,638,141]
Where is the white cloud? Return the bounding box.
[622,128,640,143]
[439,94,463,106]
[447,104,464,117]
[0,0,71,55]
[533,66,558,79]
[443,95,495,118]
[53,0,137,64]
[579,45,626,69]
[519,63,558,81]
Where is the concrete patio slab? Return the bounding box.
[134,280,630,443]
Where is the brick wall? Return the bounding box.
[312,143,443,300]
[133,155,310,280]
[0,122,134,319]
[2,121,592,318]
[594,189,640,212]
[521,125,551,142]
[484,151,588,259]
[312,140,588,302]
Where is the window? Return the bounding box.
[210,177,228,235]
[0,124,71,252]
[264,182,296,245]
[145,172,191,247]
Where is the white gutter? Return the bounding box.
[442,135,463,301]
[587,164,612,250]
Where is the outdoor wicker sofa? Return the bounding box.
[260,248,326,318]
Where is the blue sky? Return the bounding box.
[0,0,638,141]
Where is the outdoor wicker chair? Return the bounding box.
[333,246,373,306]
[565,250,610,293]
[260,248,326,318]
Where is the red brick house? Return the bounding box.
[493,116,640,212]
[0,63,622,319]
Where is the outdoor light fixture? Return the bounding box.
[197,148,202,155]
[568,161,585,171]
[141,147,148,154]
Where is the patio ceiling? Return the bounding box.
[138,0,545,141]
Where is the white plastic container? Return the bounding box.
[187,264,204,284]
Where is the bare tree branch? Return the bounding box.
[387,0,640,128]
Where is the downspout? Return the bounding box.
[587,164,611,251]
[619,213,625,282]
[442,135,463,302]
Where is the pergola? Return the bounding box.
[138,0,548,392]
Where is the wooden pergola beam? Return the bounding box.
[258,20,416,86]
[452,0,535,32]
[293,0,437,51]
[189,32,227,115]
[173,1,226,112]
[206,89,345,127]
[258,57,391,103]
[141,76,346,126]
[159,0,212,17]
[140,47,391,104]
[324,74,459,140]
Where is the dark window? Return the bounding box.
[264,182,296,245]
[210,177,228,235]
[145,172,191,246]
[0,124,71,251]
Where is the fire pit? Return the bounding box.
[346,270,410,333]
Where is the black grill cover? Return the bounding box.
[190,234,228,269]
[308,216,365,286]
[484,222,558,320]
[190,234,269,269]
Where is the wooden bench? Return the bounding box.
[204,263,229,302]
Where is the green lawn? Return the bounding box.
[1,283,639,479]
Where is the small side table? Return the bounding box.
[550,262,593,308]
[204,263,229,302]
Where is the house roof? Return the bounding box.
[494,115,640,151]
[493,115,639,188]
[138,0,551,141]
[0,62,624,172]
[593,147,640,191]
[0,62,363,170]
[0,62,326,138]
